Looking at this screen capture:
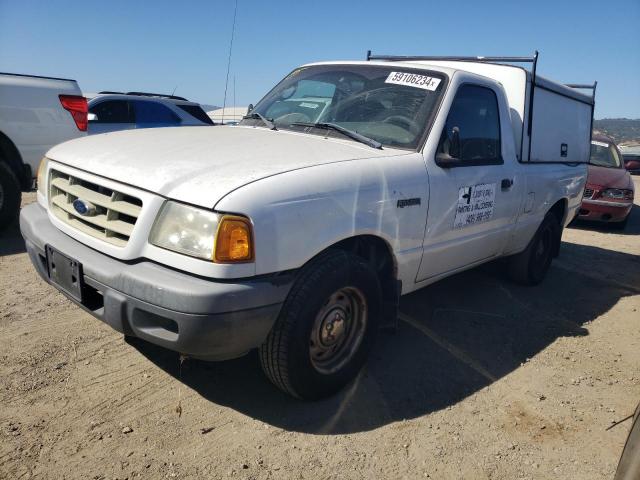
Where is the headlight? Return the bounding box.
[37,157,48,196]
[601,188,633,200]
[149,201,253,263]
[150,202,219,260]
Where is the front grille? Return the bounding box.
[583,188,594,199]
[49,170,142,247]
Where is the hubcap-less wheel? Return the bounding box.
[309,287,367,375]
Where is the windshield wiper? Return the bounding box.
[242,112,277,130]
[290,122,382,149]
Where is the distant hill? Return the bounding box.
[593,118,640,145]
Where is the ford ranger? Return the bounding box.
[20,53,594,399]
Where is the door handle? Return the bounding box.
[501,178,513,189]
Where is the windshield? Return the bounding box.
[590,141,622,168]
[242,64,447,149]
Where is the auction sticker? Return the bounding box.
[592,141,609,148]
[385,71,441,91]
[454,183,496,229]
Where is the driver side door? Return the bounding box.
[417,81,520,282]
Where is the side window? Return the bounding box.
[438,84,502,165]
[89,100,134,123]
[133,101,181,125]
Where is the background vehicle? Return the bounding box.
[207,106,248,125]
[0,72,86,228]
[577,134,634,229]
[620,144,640,174]
[88,92,213,134]
[21,52,593,400]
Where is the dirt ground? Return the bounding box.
[1,179,639,480]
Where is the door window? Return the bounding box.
[133,101,181,125]
[438,85,502,165]
[89,100,134,123]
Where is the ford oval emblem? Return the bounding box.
[72,199,96,216]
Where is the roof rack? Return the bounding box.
[126,91,189,101]
[565,82,597,101]
[97,91,189,101]
[365,51,538,64]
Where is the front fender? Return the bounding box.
[214,153,429,287]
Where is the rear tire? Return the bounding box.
[259,250,381,400]
[508,212,561,286]
[0,162,21,230]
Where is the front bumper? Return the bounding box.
[578,198,632,223]
[20,203,294,360]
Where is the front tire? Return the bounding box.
[508,212,561,285]
[259,250,381,400]
[0,163,21,230]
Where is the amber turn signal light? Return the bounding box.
[213,215,254,263]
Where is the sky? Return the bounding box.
[1,0,638,119]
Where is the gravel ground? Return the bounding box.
[1,178,639,480]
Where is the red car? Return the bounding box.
[578,134,635,229]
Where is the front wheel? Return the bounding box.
[507,212,561,285]
[259,250,381,400]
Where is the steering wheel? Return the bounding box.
[382,115,421,133]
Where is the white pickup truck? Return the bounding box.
[0,72,87,228]
[20,53,594,399]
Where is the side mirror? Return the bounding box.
[435,126,462,168]
[247,104,254,113]
[87,112,98,122]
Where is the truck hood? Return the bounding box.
[46,126,401,208]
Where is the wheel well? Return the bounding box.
[548,198,567,225]
[329,235,397,286]
[0,131,28,188]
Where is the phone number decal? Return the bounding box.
[453,183,496,229]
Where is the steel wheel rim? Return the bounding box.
[309,287,367,375]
